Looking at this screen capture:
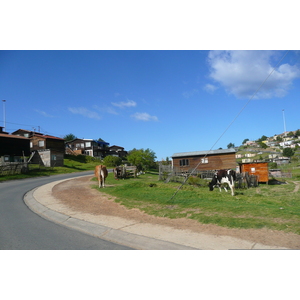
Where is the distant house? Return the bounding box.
[65,138,110,158]
[11,129,65,167]
[279,140,293,148]
[172,149,236,172]
[244,141,258,147]
[108,145,128,158]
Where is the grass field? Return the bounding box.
[93,170,300,235]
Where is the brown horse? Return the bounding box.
[94,165,108,188]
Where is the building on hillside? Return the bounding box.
[65,138,110,158]
[11,129,65,167]
[172,148,236,172]
[108,145,128,158]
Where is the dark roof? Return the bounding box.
[172,148,236,158]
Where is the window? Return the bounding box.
[85,142,91,147]
[201,158,208,164]
[179,159,189,166]
[30,142,33,148]
[38,140,45,147]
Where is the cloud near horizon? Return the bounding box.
[131,112,158,122]
[207,50,300,99]
[68,107,102,120]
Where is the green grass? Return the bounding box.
[0,155,101,181]
[93,171,300,235]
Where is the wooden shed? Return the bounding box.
[172,149,236,172]
[239,162,269,183]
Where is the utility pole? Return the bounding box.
[2,100,6,132]
[282,109,287,137]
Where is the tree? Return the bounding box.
[256,135,268,142]
[126,148,157,171]
[103,155,122,167]
[64,133,77,141]
[282,148,295,158]
[242,139,249,145]
[258,142,268,149]
[227,143,235,149]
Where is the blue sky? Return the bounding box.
[1,50,300,160]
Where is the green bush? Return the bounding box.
[187,176,206,187]
[103,155,122,167]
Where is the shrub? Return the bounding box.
[103,155,122,167]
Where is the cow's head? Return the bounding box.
[208,177,217,191]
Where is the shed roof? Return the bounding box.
[172,148,236,158]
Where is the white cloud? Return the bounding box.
[203,84,218,93]
[93,105,118,115]
[131,112,158,122]
[68,107,102,120]
[112,99,137,108]
[35,109,54,117]
[207,50,300,99]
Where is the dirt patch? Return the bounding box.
[292,181,300,193]
[52,176,300,249]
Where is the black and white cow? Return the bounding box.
[209,169,236,196]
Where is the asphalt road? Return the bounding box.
[0,171,133,250]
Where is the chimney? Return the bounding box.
[0,126,8,134]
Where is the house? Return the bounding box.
[11,129,65,167]
[172,148,236,172]
[108,145,128,158]
[244,140,259,147]
[0,131,30,163]
[65,138,110,158]
[279,140,293,148]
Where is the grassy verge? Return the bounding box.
[93,171,300,234]
[0,155,101,181]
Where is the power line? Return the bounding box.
[0,120,40,128]
[169,50,290,202]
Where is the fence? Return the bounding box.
[269,169,292,178]
[158,164,215,183]
[159,164,261,188]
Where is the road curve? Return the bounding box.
[0,171,133,250]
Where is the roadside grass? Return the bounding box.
[0,155,101,182]
[93,171,300,234]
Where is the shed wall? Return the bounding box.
[240,163,269,182]
[172,153,236,171]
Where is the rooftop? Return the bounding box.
[172,148,236,158]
